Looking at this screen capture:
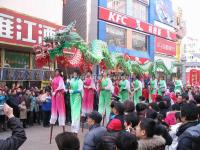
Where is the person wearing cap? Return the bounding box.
[69,70,83,134]
[98,71,113,123]
[158,76,167,96]
[83,111,106,150]
[118,73,131,103]
[50,69,66,127]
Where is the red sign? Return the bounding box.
[0,8,61,47]
[155,37,176,56]
[98,7,176,41]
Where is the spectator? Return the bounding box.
[98,119,123,150]
[40,89,51,127]
[136,103,147,121]
[116,131,138,150]
[83,111,106,150]
[171,95,184,111]
[107,101,124,129]
[136,118,166,150]
[176,103,199,137]
[124,113,139,134]
[166,112,182,150]
[177,123,200,150]
[30,91,40,125]
[0,89,6,131]
[0,104,27,150]
[18,100,27,128]
[55,132,80,150]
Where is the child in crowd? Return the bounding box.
[19,100,27,128]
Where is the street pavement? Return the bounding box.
[0,125,88,150]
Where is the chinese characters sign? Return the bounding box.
[98,7,176,41]
[0,8,61,47]
[155,37,176,56]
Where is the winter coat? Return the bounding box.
[154,123,172,145]
[19,101,27,120]
[177,123,200,150]
[83,124,106,150]
[137,135,166,150]
[176,121,199,137]
[97,131,122,150]
[165,122,182,150]
[42,97,51,111]
[0,117,27,150]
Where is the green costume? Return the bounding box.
[133,79,142,105]
[98,78,112,123]
[175,79,182,94]
[70,78,83,133]
[158,80,166,95]
[119,79,129,102]
[149,79,157,103]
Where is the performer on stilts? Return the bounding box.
[98,71,113,123]
[118,73,130,102]
[49,69,66,143]
[174,76,183,94]
[133,75,142,105]
[82,71,95,117]
[158,76,167,96]
[50,69,66,126]
[149,76,158,103]
[69,70,83,135]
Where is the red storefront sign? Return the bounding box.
[155,37,176,56]
[0,8,61,47]
[98,7,176,41]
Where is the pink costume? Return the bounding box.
[50,75,66,126]
[82,77,95,116]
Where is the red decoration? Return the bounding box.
[124,54,130,61]
[33,45,50,68]
[100,61,107,70]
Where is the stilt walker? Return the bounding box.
[149,77,158,103]
[118,73,130,102]
[174,77,183,94]
[98,71,113,124]
[158,76,167,96]
[82,71,95,116]
[133,75,142,105]
[49,69,66,144]
[69,70,83,135]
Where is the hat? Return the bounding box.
[88,111,102,124]
[107,119,122,131]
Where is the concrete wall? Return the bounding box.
[0,0,63,25]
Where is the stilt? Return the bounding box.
[49,124,53,144]
[62,126,65,133]
[102,114,105,126]
[81,116,85,133]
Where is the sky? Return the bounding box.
[173,0,200,38]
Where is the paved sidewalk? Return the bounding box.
[0,125,88,150]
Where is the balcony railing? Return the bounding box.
[0,68,54,81]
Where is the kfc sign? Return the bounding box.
[98,7,176,41]
[0,8,61,47]
[155,37,176,56]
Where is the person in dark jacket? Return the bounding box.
[83,111,106,150]
[97,118,123,150]
[177,123,200,150]
[0,104,27,150]
[176,103,199,138]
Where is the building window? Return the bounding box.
[107,0,126,14]
[129,0,148,21]
[106,24,126,48]
[5,51,30,68]
[132,32,147,51]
